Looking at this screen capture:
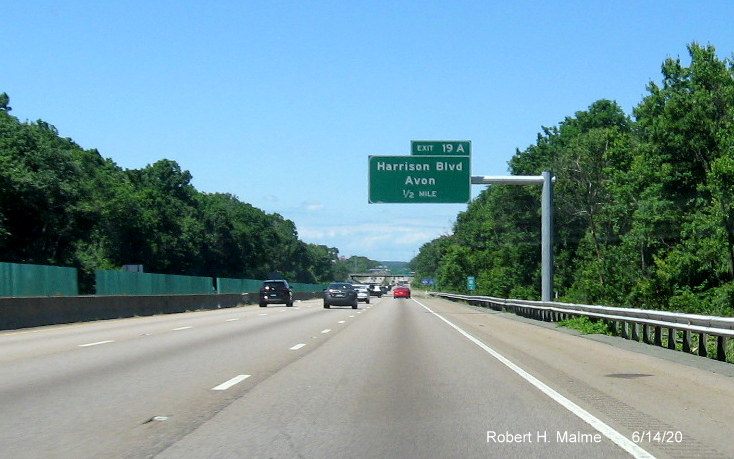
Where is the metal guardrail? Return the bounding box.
[429,292,734,362]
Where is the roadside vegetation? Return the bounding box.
[411,43,734,317]
[0,94,379,292]
[557,316,613,335]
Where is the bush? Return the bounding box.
[557,316,613,335]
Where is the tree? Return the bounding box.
[0,113,88,265]
[412,42,734,315]
[629,43,734,311]
[0,93,11,112]
[436,243,473,292]
[409,235,453,282]
[0,92,356,288]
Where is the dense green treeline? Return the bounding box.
[0,94,365,292]
[411,43,734,316]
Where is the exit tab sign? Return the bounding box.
[411,140,471,156]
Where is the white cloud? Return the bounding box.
[301,201,324,212]
[394,230,437,245]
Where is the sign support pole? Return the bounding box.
[541,171,554,302]
[470,171,555,301]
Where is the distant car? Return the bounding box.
[368,284,383,297]
[352,284,370,303]
[324,282,358,309]
[393,286,411,299]
[259,280,293,307]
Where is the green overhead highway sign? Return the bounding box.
[411,140,471,156]
[368,155,470,203]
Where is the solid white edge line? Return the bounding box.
[414,299,655,459]
[212,374,251,391]
[78,340,114,347]
[290,343,306,350]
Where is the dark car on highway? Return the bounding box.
[259,280,293,307]
[368,284,383,298]
[323,282,358,309]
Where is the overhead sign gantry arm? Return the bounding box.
[470,171,555,301]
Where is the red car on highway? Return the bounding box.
[393,286,411,299]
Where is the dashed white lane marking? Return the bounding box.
[172,326,193,331]
[338,321,346,324]
[78,340,114,347]
[348,315,355,318]
[258,313,268,316]
[321,329,331,334]
[225,318,239,322]
[290,343,306,350]
[415,299,655,459]
[211,374,251,391]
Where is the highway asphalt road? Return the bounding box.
[1,293,732,458]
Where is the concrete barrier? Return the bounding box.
[0,294,240,331]
[0,291,324,331]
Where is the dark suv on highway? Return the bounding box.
[259,280,293,307]
[323,282,358,309]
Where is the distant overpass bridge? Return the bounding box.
[349,272,414,285]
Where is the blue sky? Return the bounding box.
[4,1,734,262]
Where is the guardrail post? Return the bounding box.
[620,321,629,339]
[682,330,692,353]
[667,328,677,350]
[653,326,663,347]
[698,333,708,357]
[642,324,651,344]
[631,323,640,341]
[612,320,621,336]
[716,336,727,361]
